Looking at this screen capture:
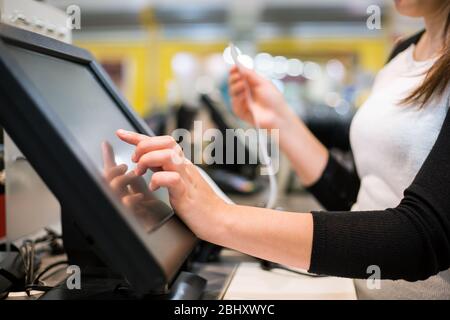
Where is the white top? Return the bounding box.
[349,44,450,299]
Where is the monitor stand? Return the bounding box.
[40,207,206,300]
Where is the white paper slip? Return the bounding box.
[224,262,357,300]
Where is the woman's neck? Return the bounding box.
[415,7,448,61]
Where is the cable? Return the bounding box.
[23,260,69,296]
[229,43,278,209]
[32,260,69,285]
[16,229,65,296]
[260,260,328,278]
[19,240,36,285]
[23,284,54,293]
[29,241,35,285]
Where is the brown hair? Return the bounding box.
[402,5,450,107]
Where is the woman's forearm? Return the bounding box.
[275,113,329,186]
[203,203,313,270]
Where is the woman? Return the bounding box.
[117,0,450,299]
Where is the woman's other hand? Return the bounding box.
[228,66,293,129]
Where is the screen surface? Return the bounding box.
[6,44,173,233]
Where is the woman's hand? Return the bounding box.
[102,141,175,231]
[230,66,328,186]
[116,130,314,270]
[116,130,228,240]
[228,66,293,129]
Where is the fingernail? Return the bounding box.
[131,153,137,162]
[117,129,131,135]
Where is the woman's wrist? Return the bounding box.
[197,202,235,244]
[274,109,304,151]
[271,103,296,130]
[193,200,231,243]
[272,106,329,186]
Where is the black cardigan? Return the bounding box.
[307,31,450,281]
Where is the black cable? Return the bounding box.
[30,229,64,256]
[19,240,35,285]
[16,228,66,296]
[29,241,35,285]
[32,260,69,285]
[18,243,28,281]
[18,240,36,296]
[260,260,328,278]
[23,284,54,293]
[22,260,68,296]
[18,228,64,284]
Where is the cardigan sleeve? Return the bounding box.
[308,106,450,281]
[306,153,360,211]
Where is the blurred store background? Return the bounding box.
[0,0,426,232]
[45,0,423,118]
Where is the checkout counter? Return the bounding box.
[6,251,356,300]
[4,190,356,300]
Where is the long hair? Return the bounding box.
[402,3,450,107]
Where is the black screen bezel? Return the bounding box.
[0,24,196,295]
